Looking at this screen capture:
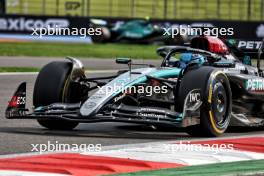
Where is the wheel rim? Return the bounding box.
[212,82,228,126]
[216,93,225,114]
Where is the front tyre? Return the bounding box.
[185,69,232,137]
[33,61,79,130]
[200,71,232,136]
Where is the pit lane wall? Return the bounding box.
[0,14,263,44]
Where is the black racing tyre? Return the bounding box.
[176,67,232,137]
[33,61,79,130]
[199,71,232,136]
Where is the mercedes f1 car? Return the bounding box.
[5,36,264,137]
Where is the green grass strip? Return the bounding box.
[0,67,40,72]
[114,159,264,176]
[0,42,159,59]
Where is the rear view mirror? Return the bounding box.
[116,58,131,64]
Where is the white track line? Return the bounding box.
[0,137,263,175]
[0,72,38,76]
[0,70,117,76]
[0,170,69,176]
[83,135,264,165]
[86,70,117,74]
[1,134,263,161]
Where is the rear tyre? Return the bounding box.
[176,67,232,137]
[33,61,79,130]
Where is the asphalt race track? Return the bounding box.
[0,56,161,70]
[0,72,187,155]
[0,58,264,156]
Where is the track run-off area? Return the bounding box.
[0,57,263,175]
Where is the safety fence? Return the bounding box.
[5,0,264,21]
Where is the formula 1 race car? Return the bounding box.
[5,36,264,137]
[89,19,187,45]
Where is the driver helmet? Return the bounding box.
[180,53,205,65]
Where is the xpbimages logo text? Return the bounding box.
[31,141,102,154]
[163,25,234,38]
[163,141,234,154]
[97,83,169,97]
[31,25,103,38]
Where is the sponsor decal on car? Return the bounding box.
[237,40,262,50]
[8,96,25,107]
[139,112,165,118]
[245,78,264,92]
[189,92,201,103]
